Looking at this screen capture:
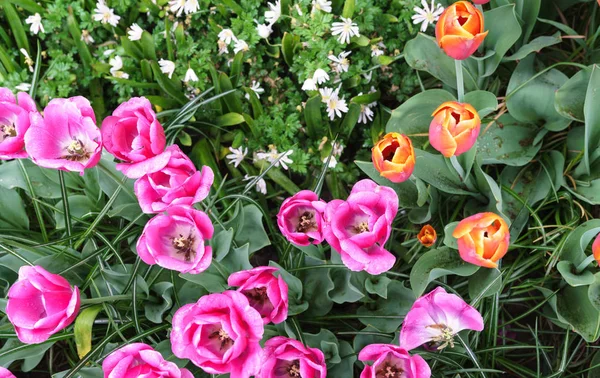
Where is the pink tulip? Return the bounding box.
[101,97,169,179]
[0,88,37,160]
[0,367,16,378]
[323,179,398,275]
[400,287,484,351]
[102,343,193,378]
[257,336,326,378]
[228,266,289,324]
[134,145,214,213]
[277,190,327,246]
[359,344,431,378]
[24,96,101,174]
[6,266,80,344]
[472,0,490,4]
[170,290,264,377]
[136,205,214,274]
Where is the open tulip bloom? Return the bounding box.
[102,343,194,378]
[277,190,327,246]
[359,344,431,378]
[0,88,38,160]
[258,336,327,378]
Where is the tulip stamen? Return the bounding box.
[172,233,196,262]
[428,323,455,350]
[296,211,317,233]
[288,360,301,377]
[1,122,17,139]
[243,286,269,307]
[65,139,91,161]
[376,362,404,378]
[209,327,234,351]
[353,221,369,234]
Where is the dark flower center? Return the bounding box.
[244,286,268,306]
[296,211,317,233]
[381,141,399,161]
[64,139,91,161]
[376,362,403,378]
[172,233,196,262]
[1,122,17,139]
[208,327,234,351]
[288,360,301,377]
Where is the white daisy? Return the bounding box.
[159,59,176,79]
[319,87,338,103]
[326,95,348,120]
[302,78,317,91]
[128,23,144,41]
[256,22,272,39]
[323,155,338,168]
[331,17,359,44]
[226,146,248,167]
[217,39,229,55]
[328,51,351,73]
[256,147,294,170]
[109,56,129,79]
[184,67,198,82]
[25,13,44,35]
[358,104,374,124]
[312,69,329,85]
[312,0,332,13]
[245,81,265,99]
[93,0,120,27]
[243,175,267,195]
[184,0,200,14]
[19,49,34,72]
[169,0,187,16]
[218,29,236,44]
[233,39,249,54]
[81,30,95,44]
[412,0,444,32]
[277,150,294,170]
[15,83,31,92]
[265,0,281,24]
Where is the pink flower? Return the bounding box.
[170,290,264,377]
[101,97,169,179]
[24,96,101,174]
[323,179,398,275]
[0,88,37,160]
[102,343,193,378]
[136,205,214,274]
[228,266,289,324]
[400,287,484,351]
[134,145,214,214]
[6,265,80,344]
[359,344,431,378]
[0,367,16,378]
[277,190,327,246]
[258,336,326,378]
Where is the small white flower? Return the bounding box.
[184,0,200,14]
[358,104,374,124]
[103,49,115,56]
[312,69,329,85]
[319,87,338,103]
[277,150,294,170]
[256,22,272,39]
[312,0,332,13]
[326,95,348,120]
[226,146,248,167]
[302,78,317,91]
[93,0,120,27]
[245,81,265,99]
[218,29,236,44]
[184,67,198,82]
[331,17,359,44]
[256,147,294,170]
[19,49,34,72]
[169,0,187,16]
[328,51,351,73]
[265,0,281,24]
[294,4,303,15]
[412,0,444,32]
[25,13,44,35]
[159,59,176,78]
[323,155,338,168]
[233,39,249,54]
[332,141,344,156]
[243,175,267,195]
[81,30,95,44]
[371,44,384,57]
[362,71,373,83]
[109,56,129,79]
[15,83,31,92]
[128,23,144,41]
[217,39,229,55]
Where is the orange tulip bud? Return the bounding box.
[435,1,488,60]
[429,101,480,158]
[418,225,437,247]
[452,212,510,268]
[593,234,600,265]
[372,132,416,183]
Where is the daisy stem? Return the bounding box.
[455,59,465,102]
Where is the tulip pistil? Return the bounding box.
[376,363,404,378]
[243,286,269,308]
[65,139,91,161]
[296,211,317,233]
[1,123,17,139]
[172,233,196,262]
[428,323,455,350]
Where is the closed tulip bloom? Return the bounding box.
[102,343,193,378]
[258,336,327,378]
[592,234,600,265]
[6,266,80,344]
[0,88,38,160]
[0,367,16,378]
[452,212,510,268]
[429,101,480,158]
[372,132,416,183]
[358,344,431,378]
[435,1,488,60]
[400,287,484,351]
[418,225,437,247]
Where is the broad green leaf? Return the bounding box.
[233,204,270,254]
[120,35,143,60]
[329,269,364,304]
[145,282,174,323]
[557,261,595,287]
[213,227,234,261]
[341,0,354,18]
[218,72,243,113]
[5,0,44,13]
[479,4,522,77]
[555,66,591,123]
[244,87,263,118]
[67,10,92,70]
[443,222,459,250]
[229,52,244,86]
[355,160,420,208]
[464,90,498,118]
[282,32,299,66]
[338,102,361,137]
[410,247,479,297]
[468,268,502,302]
[328,340,356,377]
[0,186,29,230]
[302,259,335,316]
[0,338,54,369]
[556,285,600,342]
[582,65,600,175]
[365,276,392,299]
[557,220,600,266]
[473,158,504,214]
[412,149,473,196]
[1,2,30,52]
[216,112,245,126]
[352,91,380,105]
[504,32,561,61]
[55,195,96,230]
[357,281,414,333]
[150,61,187,104]
[140,31,157,60]
[304,329,341,365]
[180,266,228,292]
[221,243,253,273]
[74,306,103,359]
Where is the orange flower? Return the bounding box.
[418,225,437,247]
[452,212,510,268]
[593,234,600,265]
[372,132,416,183]
[435,1,488,60]
[429,101,480,158]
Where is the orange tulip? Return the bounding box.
[452,212,510,268]
[372,132,416,183]
[435,1,488,60]
[593,234,600,265]
[418,225,437,247]
[429,101,480,158]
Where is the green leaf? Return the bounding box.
[216,112,245,126]
[464,90,498,118]
[557,261,596,287]
[557,220,600,267]
[328,340,357,378]
[357,281,415,333]
[302,260,335,316]
[304,96,323,138]
[140,31,157,60]
[479,4,522,77]
[556,285,600,342]
[67,9,93,71]
[355,161,420,208]
[352,91,380,105]
[1,2,30,52]
[341,0,354,18]
[212,227,234,261]
[582,65,600,175]
[555,66,591,123]
[218,72,243,114]
[282,32,299,66]
[221,243,253,272]
[338,102,361,137]
[365,276,392,299]
[0,186,29,230]
[5,0,44,13]
[304,329,341,365]
[74,306,103,359]
[514,0,541,44]
[244,87,263,118]
[180,266,228,293]
[232,204,270,254]
[473,158,504,214]
[468,268,502,302]
[329,269,364,304]
[269,262,309,316]
[410,247,479,297]
[504,32,562,61]
[412,149,473,196]
[120,36,143,60]
[145,282,174,323]
[150,61,187,104]
[229,51,244,86]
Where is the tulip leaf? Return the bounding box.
[557,261,596,287]
[555,66,591,123]
[302,259,335,316]
[464,90,498,118]
[341,0,354,18]
[304,329,341,365]
[504,32,562,61]
[0,186,29,230]
[218,72,243,114]
[329,268,364,304]
[480,4,522,77]
[468,268,502,303]
[365,276,392,299]
[582,65,600,175]
[145,282,174,323]
[282,32,300,66]
[357,280,415,333]
[410,247,479,297]
[412,149,474,196]
[74,305,103,359]
[556,285,600,342]
[557,219,600,267]
[216,112,245,126]
[354,160,420,208]
[304,95,323,138]
[328,340,357,377]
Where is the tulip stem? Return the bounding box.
[455,59,465,102]
[81,294,131,305]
